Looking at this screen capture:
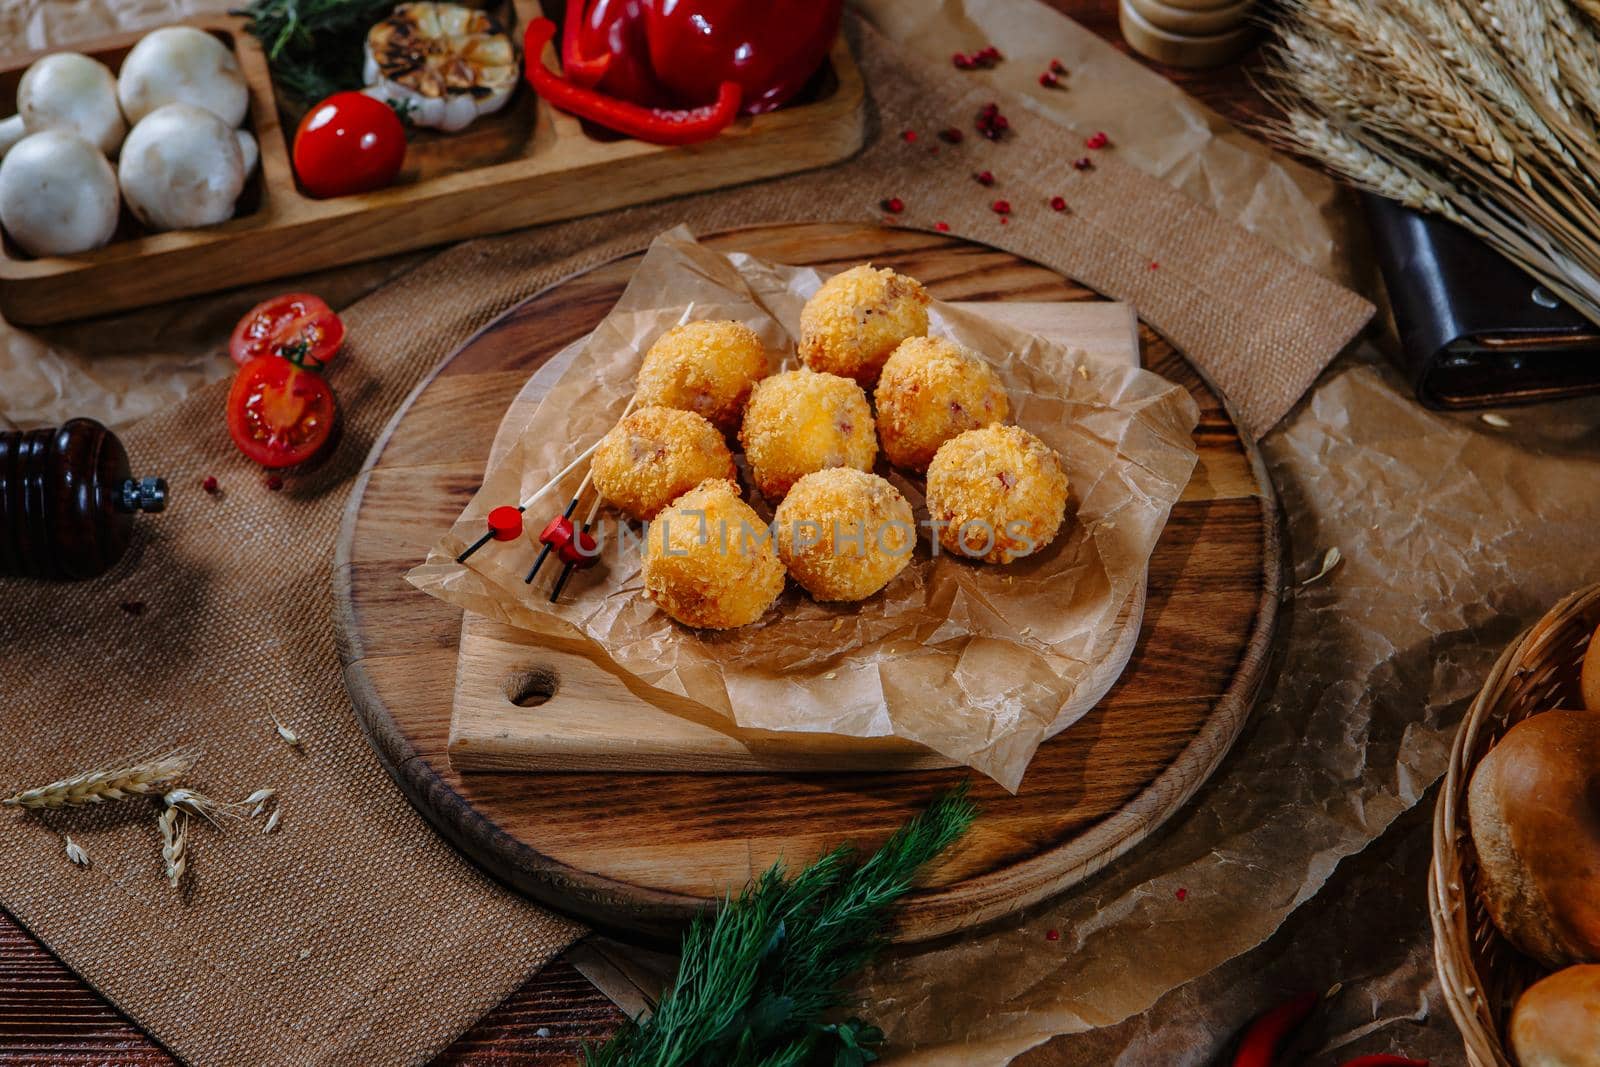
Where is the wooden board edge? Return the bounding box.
[332,230,1286,943]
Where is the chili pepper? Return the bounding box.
[1231,991,1317,1067]
[1336,1058,1428,1067]
[524,20,742,145]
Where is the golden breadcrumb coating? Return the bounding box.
[774,468,915,602]
[636,320,770,435]
[925,424,1069,564]
[738,369,877,502]
[874,336,1010,472]
[798,264,930,388]
[641,479,786,629]
[591,407,736,521]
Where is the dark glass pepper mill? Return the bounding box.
[0,418,166,580]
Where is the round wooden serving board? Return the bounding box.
[334,223,1282,942]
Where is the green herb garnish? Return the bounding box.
[233,0,397,105]
[583,784,977,1067]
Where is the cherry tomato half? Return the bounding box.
[229,293,344,367]
[293,91,406,199]
[226,355,340,468]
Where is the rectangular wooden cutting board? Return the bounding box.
[448,301,1144,773]
[0,3,865,325]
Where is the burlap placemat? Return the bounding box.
[0,15,1371,1067]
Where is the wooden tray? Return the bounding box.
[0,6,864,326]
[449,299,1150,772]
[334,223,1283,942]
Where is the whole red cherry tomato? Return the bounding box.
[292,92,406,199]
[226,355,340,468]
[229,293,344,367]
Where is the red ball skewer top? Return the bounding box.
[487,505,524,541]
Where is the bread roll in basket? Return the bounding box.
[1431,582,1600,1066]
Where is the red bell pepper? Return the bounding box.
[524,20,741,145]
[527,0,842,144]
[641,0,844,115]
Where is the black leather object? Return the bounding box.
[1363,192,1600,409]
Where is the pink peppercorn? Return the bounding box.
[1072,156,1093,170]
[1050,196,1067,211]
[1039,70,1059,88]
[938,127,964,144]
[202,475,219,494]
[991,199,1011,214]
[1050,58,1068,74]
[1045,929,1060,941]
[1086,131,1109,149]
[902,129,917,143]
[1175,887,1188,901]
[934,221,950,232]
[881,197,905,214]
[266,474,284,491]
[974,170,995,186]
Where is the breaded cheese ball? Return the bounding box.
[798,265,930,388]
[925,425,1069,564]
[641,479,786,629]
[636,320,769,435]
[875,336,1010,472]
[591,407,736,521]
[774,468,915,602]
[739,370,877,502]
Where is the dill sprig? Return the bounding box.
[232,0,397,105]
[584,784,977,1067]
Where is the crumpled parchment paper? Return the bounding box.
[407,229,1199,791]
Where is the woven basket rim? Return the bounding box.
[1429,581,1600,1067]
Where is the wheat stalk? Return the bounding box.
[3,751,196,809]
[1470,0,1569,119]
[163,788,245,826]
[158,806,188,890]
[1290,0,1527,188]
[1549,2,1600,132]
[1265,0,1600,331]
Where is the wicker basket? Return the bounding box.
[1430,582,1600,1067]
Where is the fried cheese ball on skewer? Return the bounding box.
[774,468,915,602]
[590,407,736,521]
[874,336,1010,472]
[798,264,930,388]
[738,369,877,502]
[636,320,769,435]
[925,425,1069,564]
[641,479,786,629]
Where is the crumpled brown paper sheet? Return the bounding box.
[848,355,1600,1063]
[407,229,1199,791]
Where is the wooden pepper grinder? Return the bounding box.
[0,418,166,580]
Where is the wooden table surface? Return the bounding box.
[0,6,1274,1063]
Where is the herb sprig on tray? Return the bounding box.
[233,0,398,104]
[584,784,977,1067]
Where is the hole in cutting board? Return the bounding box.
[505,667,559,708]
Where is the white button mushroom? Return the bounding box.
[117,27,249,128]
[118,104,246,231]
[0,116,23,159]
[15,53,126,156]
[0,129,120,256]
